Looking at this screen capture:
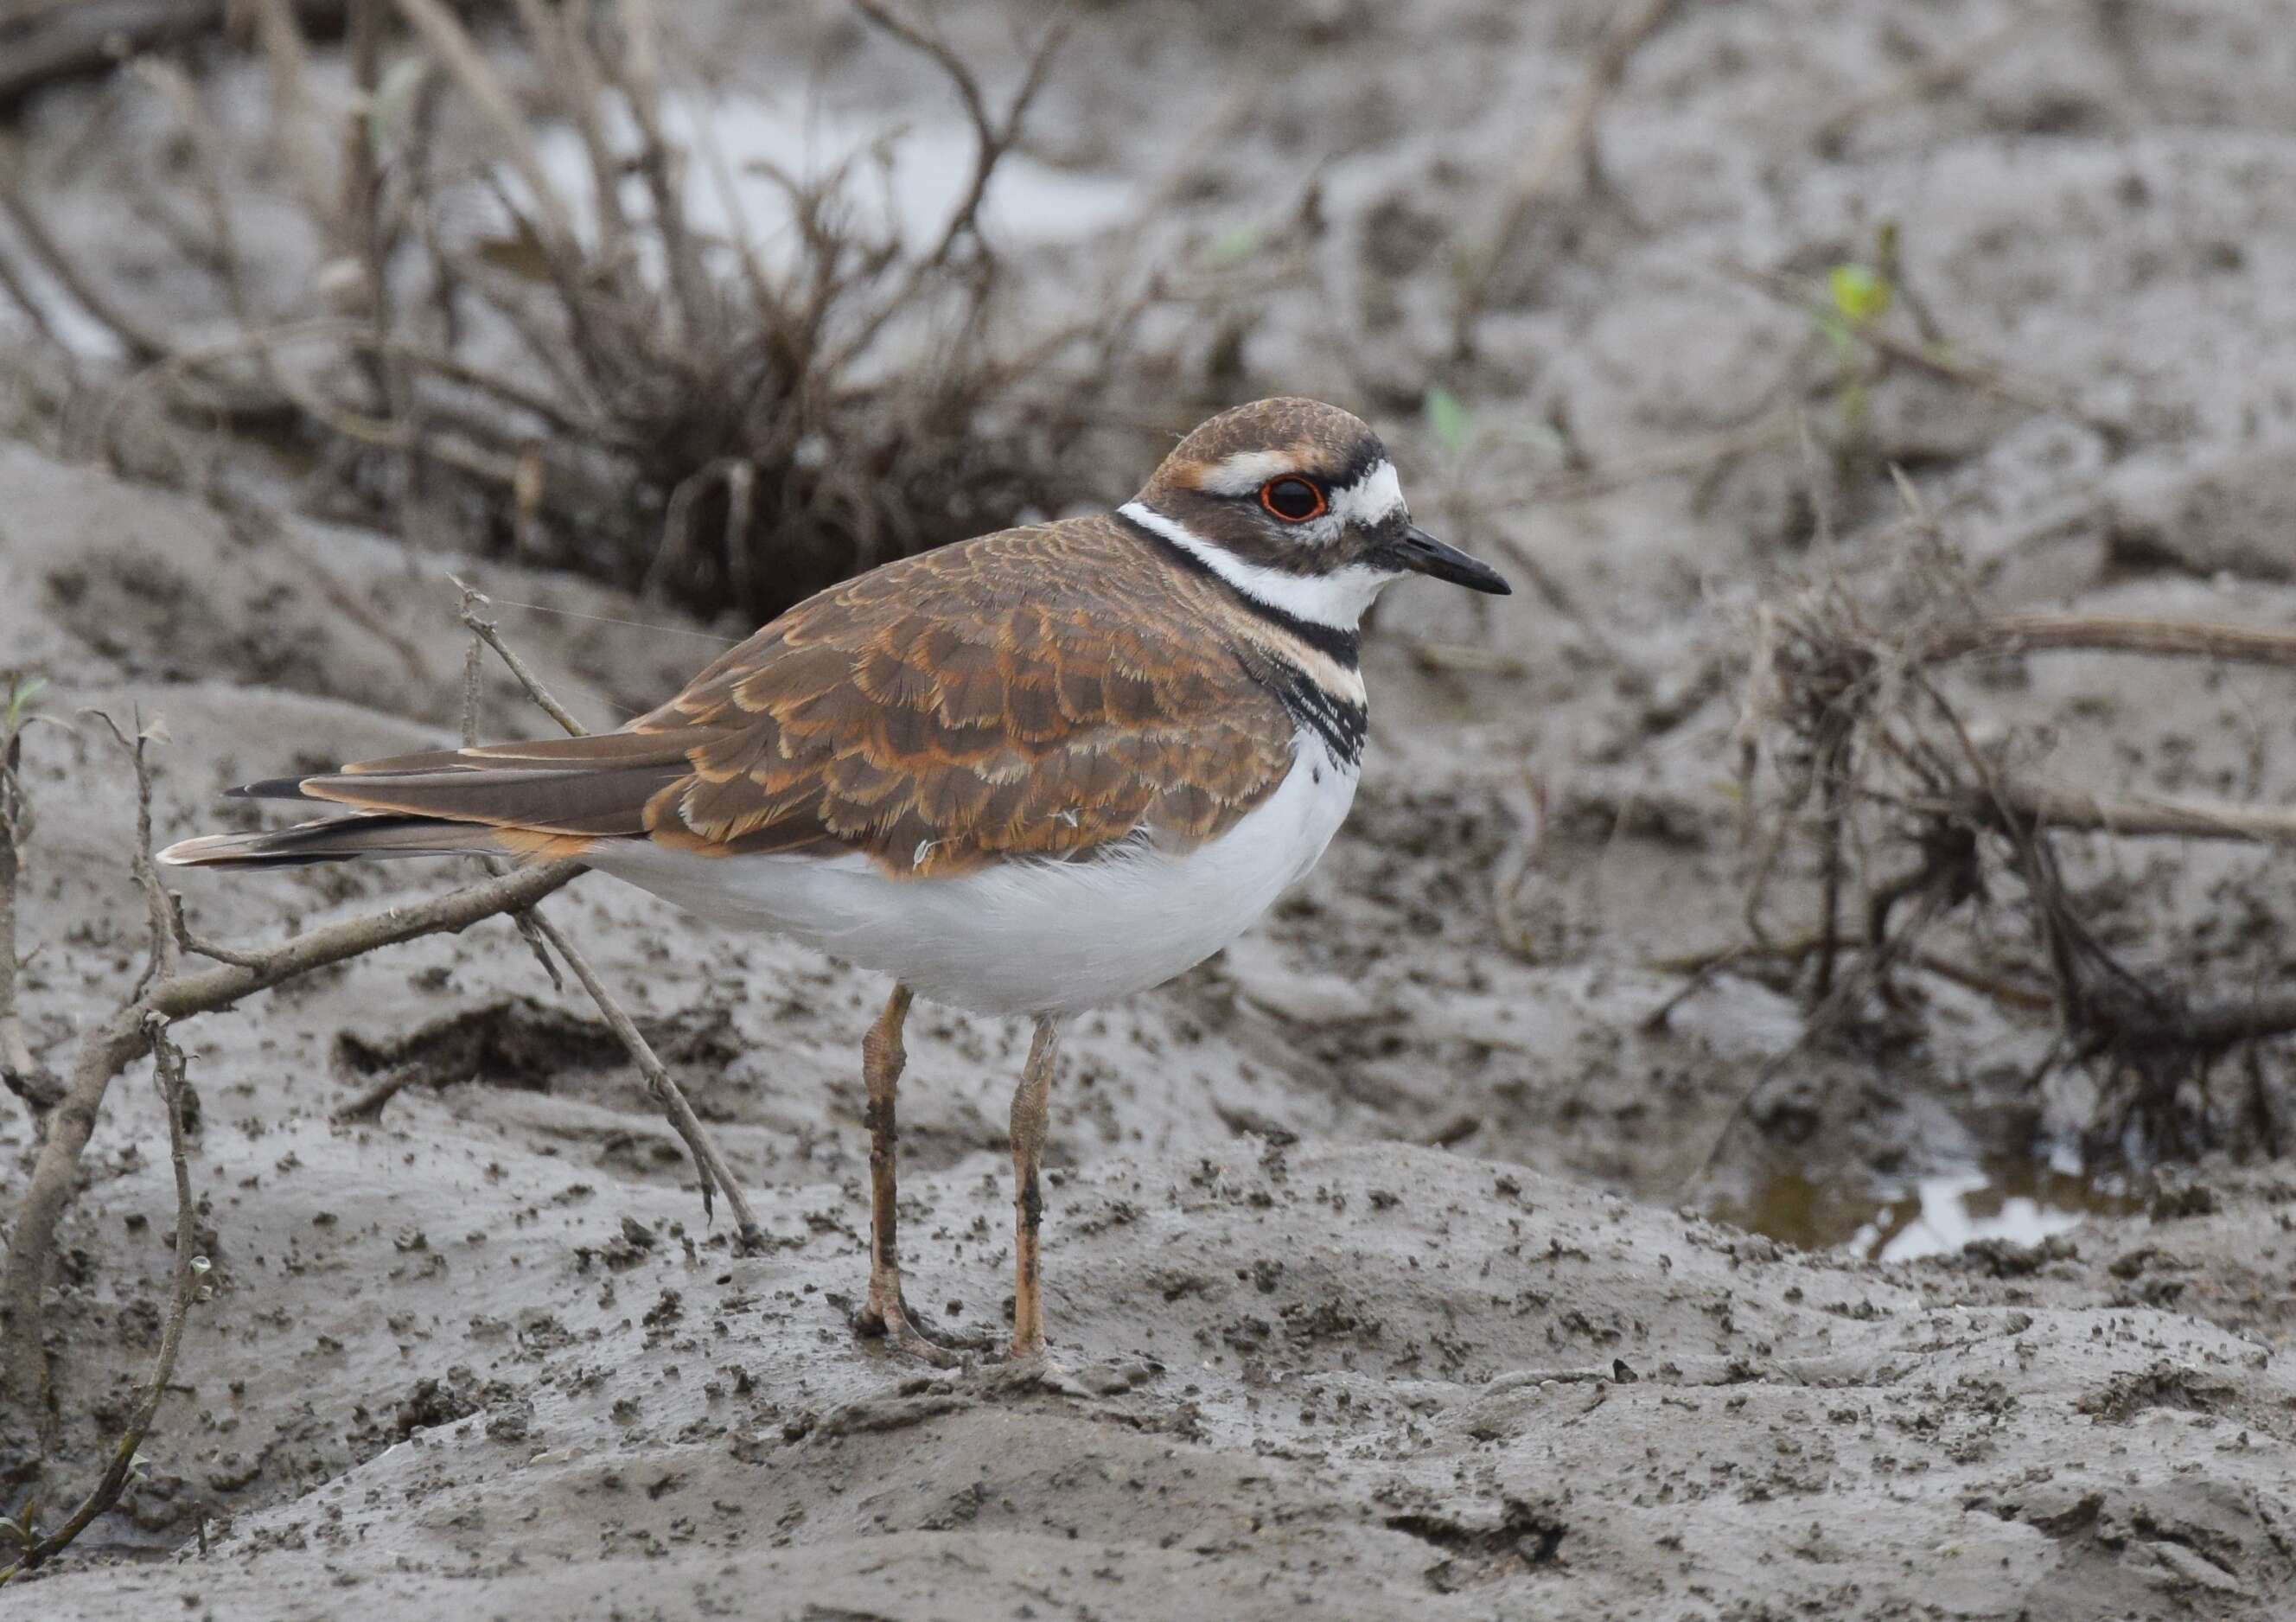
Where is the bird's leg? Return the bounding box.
[854,982,955,1366]
[1008,1016,1062,1361]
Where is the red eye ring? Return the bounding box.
[1259,476,1327,522]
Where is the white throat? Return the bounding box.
[1119,501,1393,631]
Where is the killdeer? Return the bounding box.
[162,397,1509,1372]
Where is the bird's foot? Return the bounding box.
[979,1344,1160,1399]
[855,1290,964,1370]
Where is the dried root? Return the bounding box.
[1705,514,2296,1166]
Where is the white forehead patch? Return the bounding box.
[1198,450,1299,497]
[1331,460,1406,529]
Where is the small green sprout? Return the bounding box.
[1827,262,1894,325]
[1423,384,1475,457]
[3,675,46,736]
[366,56,431,152]
[1203,224,1263,269]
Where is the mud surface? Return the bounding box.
[7,2,2296,1617]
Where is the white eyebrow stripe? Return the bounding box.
[1197,450,1298,496]
[1331,460,1406,528]
[1120,501,1394,631]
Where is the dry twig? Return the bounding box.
[0,3,354,117]
[0,1019,201,1583]
[0,146,172,363]
[453,578,589,738]
[1960,778,2296,849]
[3,846,581,1413]
[1718,509,2296,1163]
[0,678,61,1120]
[1924,613,2296,672]
[446,583,763,1248]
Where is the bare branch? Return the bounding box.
[528,913,762,1248]
[451,578,590,739]
[509,0,631,277]
[245,0,341,224]
[835,0,1068,371]
[165,894,268,972]
[1648,929,2055,1018]
[0,144,173,364]
[1958,776,2296,849]
[86,711,181,998]
[392,0,584,262]
[608,0,714,342]
[452,579,565,992]
[4,856,583,1410]
[0,679,61,1121]
[1923,613,2296,671]
[447,586,761,1247]
[0,1019,201,1582]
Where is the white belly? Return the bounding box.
[585,745,1358,1017]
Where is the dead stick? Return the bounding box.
[528,915,761,1247]
[330,1059,434,1125]
[1648,929,2054,1014]
[1966,779,2296,847]
[392,0,582,258]
[0,147,173,363]
[452,584,760,1248]
[1925,614,2296,670]
[610,0,712,343]
[0,691,61,1119]
[0,1021,201,1582]
[5,858,580,1406]
[455,581,564,991]
[452,578,589,738]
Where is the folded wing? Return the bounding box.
[165,523,1300,878]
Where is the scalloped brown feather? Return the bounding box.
[284,516,1304,878]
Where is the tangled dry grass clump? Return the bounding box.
[1701,499,2296,1169]
[1,0,1135,620]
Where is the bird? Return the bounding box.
[160,396,1509,1376]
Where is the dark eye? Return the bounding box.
[1259,476,1327,522]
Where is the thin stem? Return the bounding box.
[0,1022,201,1583]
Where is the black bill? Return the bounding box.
[1387,525,1511,595]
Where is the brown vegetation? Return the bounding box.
[0,0,1138,621]
[1704,514,2296,1167]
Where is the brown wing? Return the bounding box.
[284,520,1302,878]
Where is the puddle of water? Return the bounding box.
[1716,1153,2144,1262]
[514,90,1137,274]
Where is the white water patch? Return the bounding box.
[508,90,1135,278]
[1852,1144,2115,1262]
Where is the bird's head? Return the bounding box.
[1122,396,1510,629]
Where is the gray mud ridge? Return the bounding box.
[24,1138,2294,1621]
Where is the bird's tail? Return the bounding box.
[158,814,588,871]
[157,728,703,872]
